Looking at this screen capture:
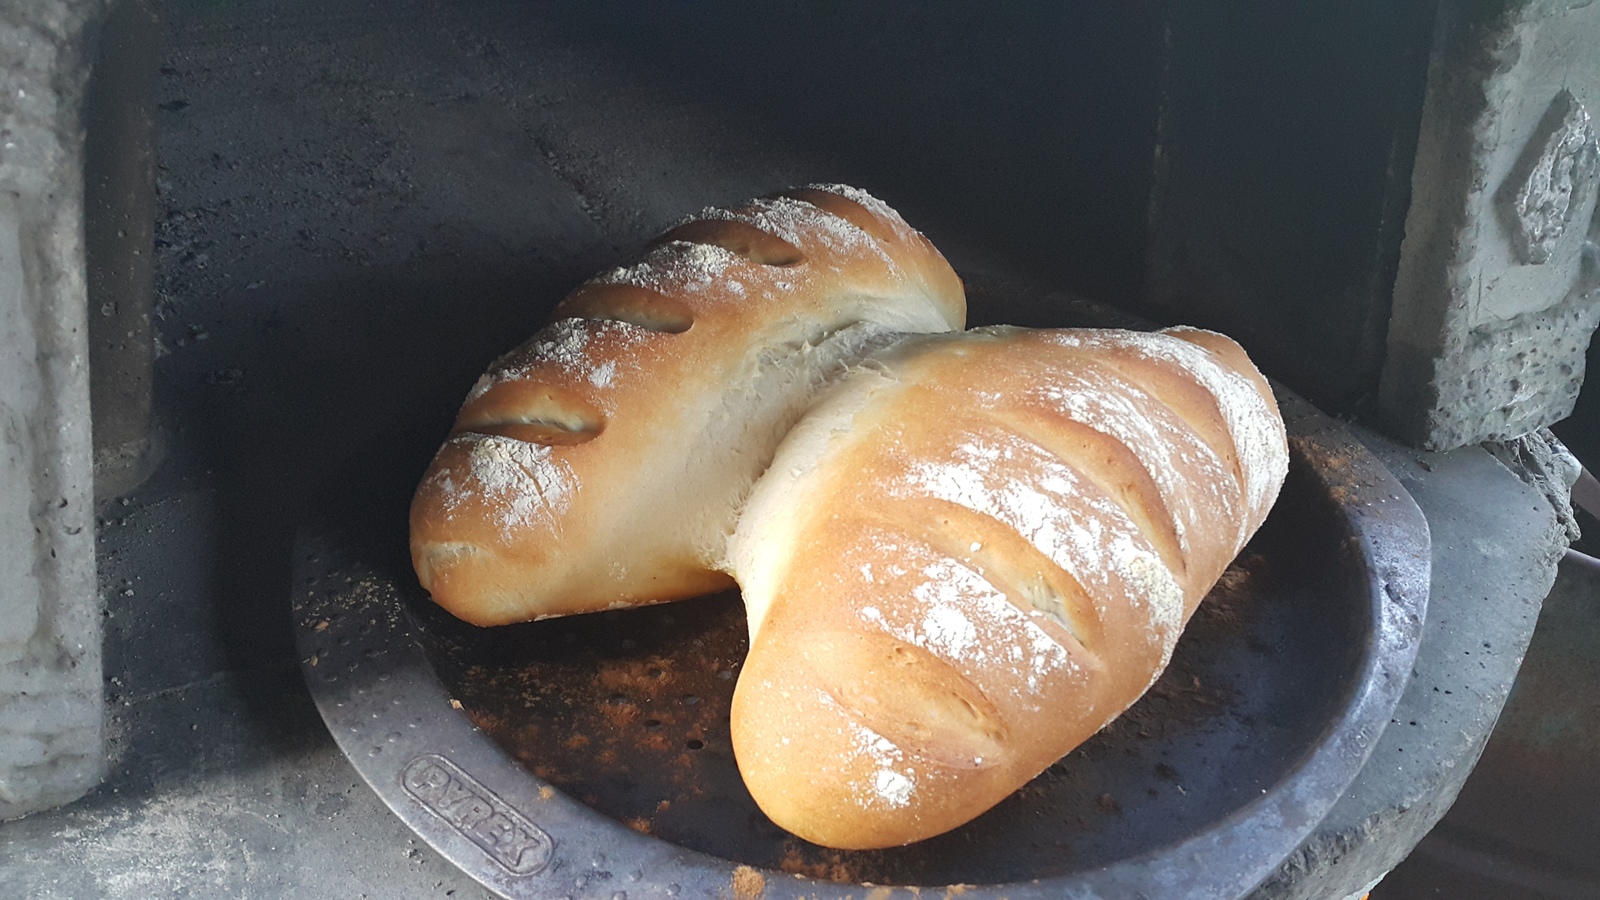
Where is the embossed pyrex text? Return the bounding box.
[401,754,553,875]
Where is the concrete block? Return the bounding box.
[1482,427,1583,543]
[1380,0,1600,451]
[0,0,109,820]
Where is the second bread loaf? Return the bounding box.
[727,325,1288,849]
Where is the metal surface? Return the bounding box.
[294,386,1429,899]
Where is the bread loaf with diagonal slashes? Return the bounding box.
[410,185,965,625]
[726,325,1287,848]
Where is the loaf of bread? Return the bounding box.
[410,185,965,625]
[726,325,1288,848]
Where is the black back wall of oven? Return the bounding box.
[537,1,1435,415]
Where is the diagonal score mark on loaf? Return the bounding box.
[876,406,1186,661]
[559,283,695,334]
[773,187,900,245]
[1038,328,1285,534]
[871,496,1107,665]
[1032,331,1256,553]
[994,347,1248,598]
[456,317,650,446]
[993,409,1188,586]
[810,627,1012,771]
[688,195,898,273]
[653,220,806,267]
[455,382,605,446]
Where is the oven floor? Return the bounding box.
[0,1,1579,897]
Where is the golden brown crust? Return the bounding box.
[727,326,1287,848]
[409,186,965,626]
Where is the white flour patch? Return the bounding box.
[1141,329,1286,523]
[897,432,1183,651]
[467,317,649,412]
[588,359,617,388]
[594,240,738,297]
[1029,368,1230,560]
[694,196,873,256]
[874,769,914,807]
[444,434,576,539]
[805,183,902,225]
[1046,328,1287,530]
[849,538,1075,693]
[842,714,914,809]
[1120,546,1184,654]
[918,601,978,661]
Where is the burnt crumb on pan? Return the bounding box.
[1195,551,1268,627]
[730,865,766,900]
[442,593,744,835]
[777,843,869,883]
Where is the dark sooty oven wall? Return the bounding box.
[538,1,1169,307]
[540,2,1441,416]
[1144,2,1438,414]
[154,0,1438,428]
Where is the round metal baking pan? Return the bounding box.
[294,388,1428,899]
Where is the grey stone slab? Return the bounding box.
[1380,0,1600,451]
[1250,434,1570,899]
[0,666,489,899]
[0,0,109,821]
[1370,553,1600,898]
[0,198,40,654]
